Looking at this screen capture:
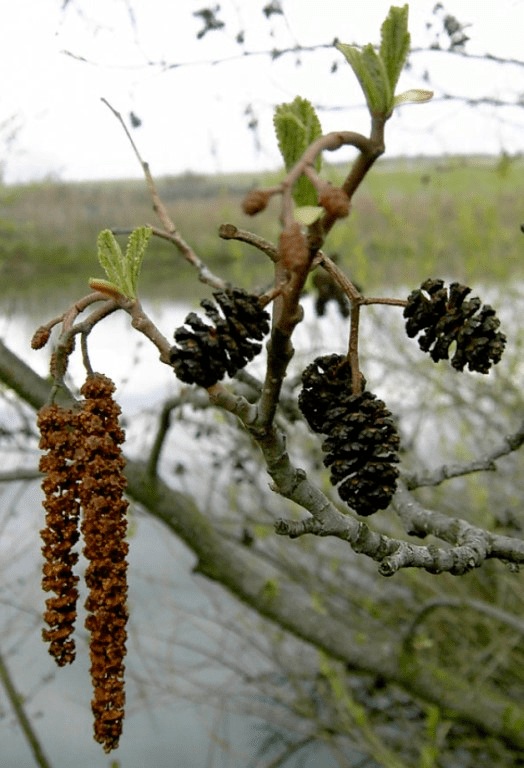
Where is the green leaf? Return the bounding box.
[294,205,324,226]
[95,226,152,299]
[337,4,412,118]
[97,229,126,289]
[273,96,322,207]
[125,225,152,298]
[336,42,391,115]
[380,4,410,93]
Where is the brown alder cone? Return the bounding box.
[38,403,81,667]
[77,373,129,753]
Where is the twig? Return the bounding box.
[404,597,524,653]
[362,297,408,307]
[0,469,42,482]
[148,226,226,290]
[101,98,226,291]
[147,399,175,477]
[348,302,362,395]
[218,223,278,262]
[80,332,93,376]
[403,421,524,489]
[0,648,54,768]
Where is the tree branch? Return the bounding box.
[6,341,524,750]
[0,647,54,768]
[403,421,524,489]
[101,98,226,291]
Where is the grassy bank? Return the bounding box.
[1,155,522,305]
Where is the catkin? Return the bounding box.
[38,403,81,667]
[38,373,129,753]
[78,373,129,753]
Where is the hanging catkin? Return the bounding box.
[38,402,81,666]
[78,373,129,753]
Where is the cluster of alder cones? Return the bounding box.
[169,278,505,516]
[38,373,128,753]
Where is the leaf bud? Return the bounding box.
[278,221,309,272]
[318,185,351,219]
[242,188,273,216]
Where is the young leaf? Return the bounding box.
[393,89,434,107]
[95,227,152,299]
[380,4,410,94]
[125,226,152,298]
[273,96,322,207]
[336,42,391,115]
[96,229,126,290]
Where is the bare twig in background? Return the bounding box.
[0,648,54,768]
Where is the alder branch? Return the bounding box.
[218,223,278,262]
[403,420,524,489]
[146,389,212,477]
[5,342,524,748]
[405,597,524,650]
[205,378,522,577]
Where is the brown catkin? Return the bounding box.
[77,373,129,753]
[31,326,51,350]
[38,403,81,667]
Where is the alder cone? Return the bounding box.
[299,354,399,516]
[404,278,506,374]
[170,287,270,388]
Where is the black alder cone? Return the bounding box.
[404,278,506,374]
[170,287,270,388]
[299,354,400,516]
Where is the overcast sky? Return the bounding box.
[2,0,524,183]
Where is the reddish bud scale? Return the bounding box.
[318,186,351,219]
[278,222,310,273]
[242,188,272,215]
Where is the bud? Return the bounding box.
[242,189,272,216]
[318,185,351,219]
[278,221,309,272]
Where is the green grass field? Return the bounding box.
[1,154,522,305]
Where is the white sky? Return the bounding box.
[2,0,524,183]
